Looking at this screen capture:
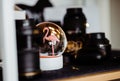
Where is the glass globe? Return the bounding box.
[35,22,67,58]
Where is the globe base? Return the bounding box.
[40,55,63,71]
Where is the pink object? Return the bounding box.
[43,27,60,56]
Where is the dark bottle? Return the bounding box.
[75,32,111,65]
[16,19,41,79]
[62,8,87,65]
[63,8,87,35]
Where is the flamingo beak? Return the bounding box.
[43,28,46,32]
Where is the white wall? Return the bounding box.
[0,0,18,81]
[45,0,102,33]
[97,0,111,40]
[110,0,120,50]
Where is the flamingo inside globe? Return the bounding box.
[34,22,67,58]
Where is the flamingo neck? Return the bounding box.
[44,28,49,38]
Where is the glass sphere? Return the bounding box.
[35,22,67,58]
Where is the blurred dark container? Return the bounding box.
[16,19,34,50]
[16,19,40,78]
[63,8,87,35]
[62,8,87,65]
[75,32,111,65]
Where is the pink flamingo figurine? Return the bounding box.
[43,27,60,56]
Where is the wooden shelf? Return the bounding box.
[55,69,120,81]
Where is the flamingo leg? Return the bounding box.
[51,44,55,56]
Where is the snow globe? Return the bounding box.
[34,22,67,71]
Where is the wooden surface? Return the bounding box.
[54,69,120,81]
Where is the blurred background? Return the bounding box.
[1,0,120,59]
